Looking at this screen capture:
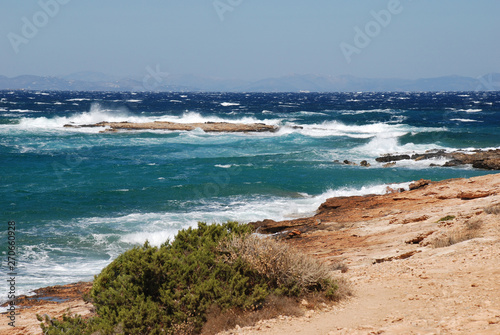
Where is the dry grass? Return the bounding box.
[429,230,477,248]
[201,295,303,335]
[430,218,482,248]
[484,204,500,215]
[208,234,351,334]
[220,234,344,296]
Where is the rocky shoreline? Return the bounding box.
[376,148,500,170]
[64,121,278,133]
[333,149,500,170]
[2,173,500,334]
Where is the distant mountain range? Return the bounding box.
[1,71,499,92]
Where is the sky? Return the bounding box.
[1,0,499,81]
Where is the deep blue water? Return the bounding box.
[1,90,499,302]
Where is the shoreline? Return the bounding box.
[2,173,500,334]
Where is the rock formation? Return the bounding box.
[376,149,500,170]
[64,121,278,133]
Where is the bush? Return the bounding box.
[437,215,456,223]
[40,222,342,334]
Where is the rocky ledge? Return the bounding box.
[376,148,500,170]
[64,121,278,133]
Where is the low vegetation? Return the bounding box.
[40,222,345,335]
[437,215,456,223]
[430,218,482,248]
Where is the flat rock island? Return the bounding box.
[64,121,278,133]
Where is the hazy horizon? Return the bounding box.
[2,1,499,81]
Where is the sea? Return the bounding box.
[1,90,500,305]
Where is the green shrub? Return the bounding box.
[40,221,341,334]
[437,215,456,222]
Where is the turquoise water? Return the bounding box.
[1,90,499,302]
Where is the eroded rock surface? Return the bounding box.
[64,121,278,133]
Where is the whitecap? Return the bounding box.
[450,118,481,123]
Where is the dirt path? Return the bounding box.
[221,173,500,334]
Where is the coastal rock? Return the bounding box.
[343,160,357,166]
[409,179,432,190]
[443,159,464,167]
[376,154,411,163]
[64,121,278,133]
[360,160,371,167]
[459,191,492,200]
[472,158,500,170]
[383,162,396,168]
[377,149,500,170]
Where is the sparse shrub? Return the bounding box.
[429,229,478,248]
[219,234,340,299]
[484,204,500,215]
[437,215,456,223]
[41,222,345,334]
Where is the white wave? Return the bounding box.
[9,109,34,113]
[340,108,395,115]
[354,132,449,158]
[297,111,328,116]
[126,99,142,103]
[215,164,232,168]
[276,121,436,139]
[221,102,240,106]
[450,118,481,123]
[66,98,92,102]
[13,104,280,133]
[107,182,412,247]
[457,109,482,113]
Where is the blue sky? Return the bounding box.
[1,0,499,80]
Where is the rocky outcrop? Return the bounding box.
[409,179,432,190]
[64,121,278,133]
[249,173,499,238]
[376,149,500,170]
[376,154,411,163]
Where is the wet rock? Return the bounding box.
[343,160,358,166]
[376,154,411,163]
[443,159,464,167]
[377,149,500,170]
[360,160,371,167]
[383,162,396,168]
[472,159,500,170]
